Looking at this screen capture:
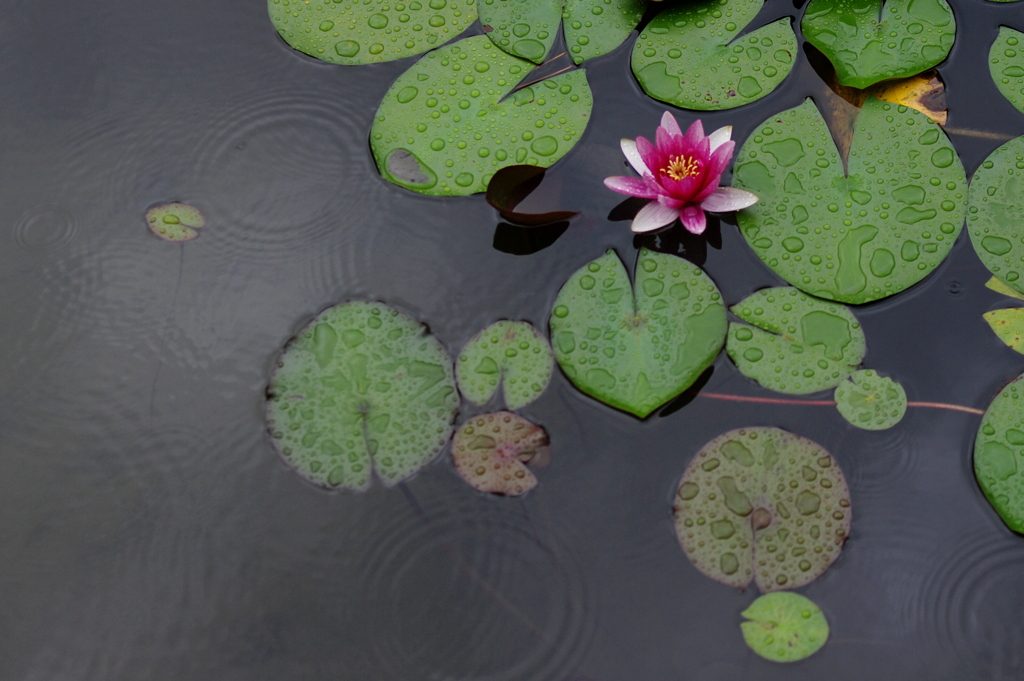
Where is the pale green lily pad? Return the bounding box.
[987,276,1024,301]
[371,36,592,196]
[451,411,550,495]
[733,98,967,305]
[741,592,830,662]
[984,309,1024,354]
[549,249,726,418]
[479,0,561,63]
[563,0,646,64]
[726,287,865,395]
[146,203,204,242]
[967,135,1024,294]
[802,0,956,90]
[675,427,852,591]
[266,301,459,490]
[835,369,907,430]
[975,373,1024,533]
[989,27,1024,114]
[456,321,554,409]
[631,0,797,110]
[268,0,477,65]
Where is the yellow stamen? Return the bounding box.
[662,154,700,181]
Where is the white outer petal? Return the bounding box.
[631,201,679,233]
[700,186,760,213]
[708,126,733,153]
[620,138,650,176]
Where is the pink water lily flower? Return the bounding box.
[604,112,759,234]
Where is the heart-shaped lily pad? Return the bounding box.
[456,321,554,409]
[479,0,561,63]
[732,98,967,304]
[563,0,646,64]
[835,369,907,429]
[989,27,1024,114]
[741,592,830,663]
[975,373,1024,533]
[549,249,727,418]
[631,0,797,110]
[674,427,852,591]
[269,0,477,65]
[266,302,459,491]
[451,411,550,495]
[985,309,1024,354]
[146,203,204,242]
[727,287,866,395]
[967,135,1024,294]
[371,36,593,196]
[801,0,956,90]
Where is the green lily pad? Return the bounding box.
[479,0,561,63]
[732,97,967,305]
[984,308,1024,354]
[987,276,1024,301]
[726,287,866,395]
[371,36,593,196]
[801,0,956,90]
[631,0,797,110]
[563,0,646,64]
[451,411,550,495]
[741,592,830,663]
[456,321,554,409]
[675,427,852,591]
[549,249,726,418]
[835,369,907,429]
[967,135,1024,294]
[268,0,477,65]
[989,27,1024,114]
[266,302,459,490]
[146,203,204,242]
[975,373,1024,533]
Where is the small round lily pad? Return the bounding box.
[631,0,796,110]
[834,369,907,429]
[266,301,459,491]
[989,27,1024,115]
[675,427,852,592]
[451,411,550,495]
[268,0,478,66]
[967,135,1024,295]
[563,0,645,65]
[456,321,554,409]
[741,592,829,663]
[479,0,561,63]
[146,203,204,242]
[727,287,866,395]
[975,373,1024,533]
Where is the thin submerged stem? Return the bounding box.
[698,392,984,415]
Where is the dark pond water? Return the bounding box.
[2,0,1024,679]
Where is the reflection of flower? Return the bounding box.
[604,112,759,234]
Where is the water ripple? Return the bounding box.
[13,204,80,252]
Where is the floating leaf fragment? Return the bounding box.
[984,309,1024,355]
[834,369,907,429]
[631,0,797,110]
[146,203,204,242]
[371,36,593,196]
[727,287,866,395]
[802,0,956,90]
[563,0,646,64]
[486,165,578,226]
[987,276,1024,301]
[456,321,554,409]
[480,0,562,63]
[975,373,1024,533]
[741,592,830,662]
[451,411,550,495]
[732,98,967,304]
[268,0,477,65]
[550,249,727,418]
[674,427,852,591]
[266,302,459,490]
[990,27,1024,115]
[967,135,1024,295]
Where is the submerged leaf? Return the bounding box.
[266,302,459,490]
[146,203,204,242]
[990,27,1024,115]
[563,0,645,64]
[727,287,866,395]
[984,309,1024,354]
[631,0,797,110]
[485,165,578,226]
[834,369,907,429]
[741,592,830,663]
[480,0,562,63]
[975,374,1024,533]
[550,249,726,418]
[451,411,550,495]
[802,0,956,90]
[967,135,1024,295]
[986,276,1024,301]
[269,0,477,65]
[732,98,967,305]
[456,321,554,409]
[371,36,593,196]
[675,427,852,592]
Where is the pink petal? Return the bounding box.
[692,140,735,202]
[680,205,707,234]
[620,139,649,176]
[685,119,705,146]
[604,175,660,199]
[660,111,683,138]
[657,194,685,210]
[631,201,679,233]
[635,136,660,175]
[700,187,760,213]
[708,126,733,153]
